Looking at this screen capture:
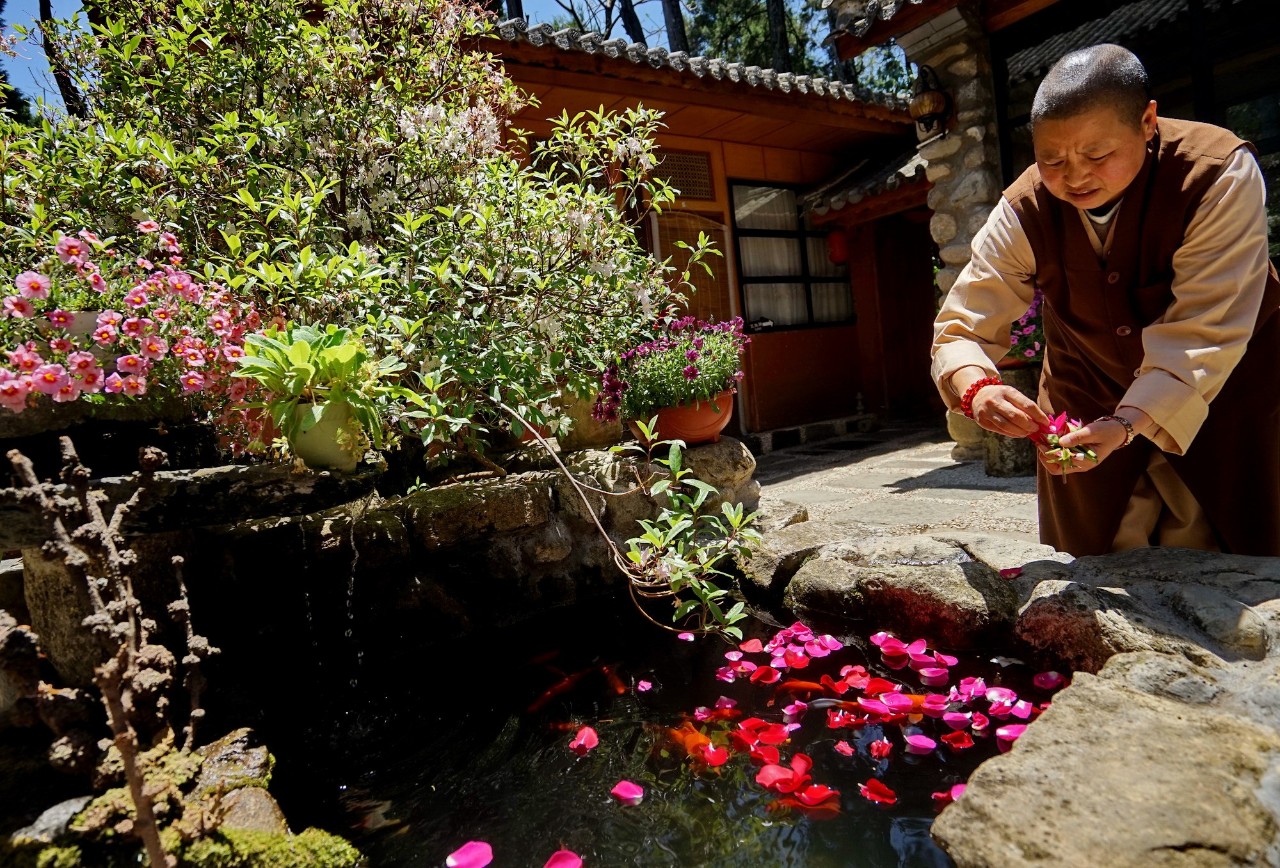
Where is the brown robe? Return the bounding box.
[1005,118,1280,557]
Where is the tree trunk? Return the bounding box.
[766,0,791,72]
[38,0,87,118]
[619,0,646,45]
[661,0,689,53]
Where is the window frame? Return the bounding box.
[727,179,855,332]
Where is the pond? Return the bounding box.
[238,598,1057,868]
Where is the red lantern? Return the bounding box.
[825,230,848,265]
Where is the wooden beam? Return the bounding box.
[810,180,931,227]
[984,0,1061,32]
[831,0,959,59]
[496,56,913,136]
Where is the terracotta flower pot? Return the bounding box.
[629,390,735,446]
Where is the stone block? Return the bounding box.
[196,728,275,795]
[0,558,27,624]
[983,429,1037,477]
[925,162,952,183]
[918,134,963,161]
[945,410,984,461]
[218,787,290,835]
[939,243,972,266]
[946,55,978,77]
[930,212,958,243]
[935,268,959,295]
[738,519,868,596]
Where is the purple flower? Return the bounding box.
[683,365,699,380]
[685,349,700,362]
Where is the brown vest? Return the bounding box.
[1005,117,1280,556]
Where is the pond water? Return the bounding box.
[251,598,1053,868]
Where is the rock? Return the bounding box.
[933,660,1280,867]
[8,795,94,845]
[1170,584,1270,660]
[787,559,1018,649]
[836,533,971,567]
[737,520,868,596]
[195,728,274,796]
[0,610,39,727]
[683,437,756,497]
[930,213,958,244]
[932,531,1071,573]
[752,496,809,535]
[0,557,27,625]
[217,786,290,834]
[925,162,953,183]
[1013,548,1280,673]
[939,242,973,267]
[919,134,963,161]
[945,411,984,461]
[405,476,554,550]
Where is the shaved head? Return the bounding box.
[1031,44,1150,130]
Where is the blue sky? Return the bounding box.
[1,0,676,110]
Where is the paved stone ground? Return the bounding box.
[755,421,1041,544]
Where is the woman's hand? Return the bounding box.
[1041,417,1129,476]
[970,384,1050,438]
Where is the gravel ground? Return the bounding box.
[754,422,1041,544]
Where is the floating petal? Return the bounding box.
[918,667,950,687]
[446,841,494,868]
[858,778,897,805]
[569,726,599,755]
[943,711,972,731]
[905,734,937,755]
[868,738,892,759]
[544,851,583,868]
[610,780,645,805]
[834,740,855,756]
[1032,671,1066,691]
[702,744,730,767]
[998,567,1023,579]
[739,638,764,653]
[636,680,653,693]
[941,731,974,751]
[996,724,1027,751]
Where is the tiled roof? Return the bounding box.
[802,147,928,214]
[493,18,909,109]
[822,0,931,41]
[1007,0,1239,84]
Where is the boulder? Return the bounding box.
[8,796,94,846]
[218,787,290,835]
[195,728,274,796]
[933,655,1280,867]
[752,496,809,535]
[787,559,1018,649]
[737,519,870,596]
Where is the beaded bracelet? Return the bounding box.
[1096,414,1136,448]
[959,376,1003,419]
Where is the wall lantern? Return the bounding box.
[825,229,849,265]
[908,65,952,136]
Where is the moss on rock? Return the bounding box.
[181,828,364,867]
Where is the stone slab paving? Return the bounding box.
[755,422,1040,544]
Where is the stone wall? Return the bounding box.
[5,439,760,695]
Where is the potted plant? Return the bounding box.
[593,315,749,446]
[236,323,405,471]
[0,225,260,435]
[1000,287,1044,370]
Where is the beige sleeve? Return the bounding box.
[1119,146,1272,454]
[931,198,1038,411]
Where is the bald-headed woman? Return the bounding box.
[933,44,1280,556]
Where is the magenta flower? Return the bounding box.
[48,338,72,354]
[30,364,69,395]
[0,376,32,412]
[121,374,148,397]
[3,296,35,318]
[136,220,160,233]
[66,351,96,373]
[87,271,108,293]
[682,364,699,380]
[104,373,125,394]
[685,348,700,361]
[52,381,82,403]
[93,325,117,346]
[568,726,598,756]
[445,841,493,868]
[55,235,87,264]
[15,271,50,299]
[78,367,105,394]
[158,231,180,253]
[45,310,73,328]
[180,371,206,392]
[139,336,169,360]
[116,355,147,375]
[125,288,149,308]
[610,780,645,805]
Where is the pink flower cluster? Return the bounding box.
[1009,287,1044,360]
[0,226,260,414]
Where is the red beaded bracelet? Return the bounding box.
[959,376,1003,419]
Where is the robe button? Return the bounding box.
[1116,326,1132,336]
[1107,272,1121,284]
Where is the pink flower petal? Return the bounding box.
[701,744,730,767]
[724,650,744,661]
[943,711,972,731]
[446,841,494,868]
[934,651,959,667]
[544,850,583,868]
[868,738,892,759]
[906,638,929,656]
[1032,671,1066,691]
[998,567,1023,580]
[611,780,645,805]
[636,679,653,693]
[739,638,764,653]
[918,667,951,687]
[905,734,937,755]
[834,740,855,756]
[921,694,949,717]
[880,693,915,713]
[858,778,897,805]
[677,632,695,642]
[569,726,599,755]
[996,724,1027,751]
